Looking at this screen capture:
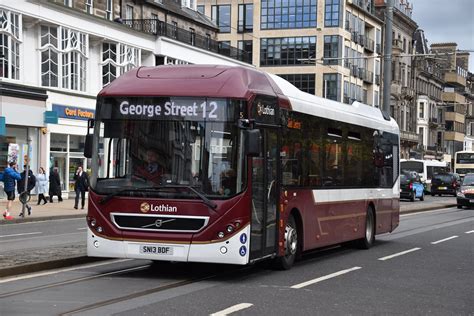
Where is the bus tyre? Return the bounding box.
[355,207,375,249]
[457,205,463,209]
[273,214,298,270]
[420,191,425,201]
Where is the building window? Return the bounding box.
[101,42,140,87]
[238,40,253,64]
[323,35,340,65]
[171,21,178,39]
[261,0,317,30]
[323,73,341,101]
[125,5,133,20]
[324,0,340,27]
[64,0,72,7]
[0,9,21,80]
[40,25,88,91]
[197,5,205,14]
[260,36,316,66]
[86,0,93,14]
[211,5,231,33]
[374,91,379,108]
[238,4,253,33]
[419,102,424,119]
[218,41,231,56]
[106,0,113,20]
[151,13,158,33]
[190,28,195,46]
[278,74,315,95]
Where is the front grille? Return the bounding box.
[111,213,209,233]
[465,194,474,199]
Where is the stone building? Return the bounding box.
[375,0,418,159]
[198,0,383,106]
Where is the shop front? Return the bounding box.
[48,102,95,195]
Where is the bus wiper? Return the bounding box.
[163,185,217,210]
[99,187,158,204]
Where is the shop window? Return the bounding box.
[50,133,68,152]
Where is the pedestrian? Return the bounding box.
[17,165,36,216]
[49,167,63,202]
[2,161,21,219]
[73,166,89,209]
[36,167,48,205]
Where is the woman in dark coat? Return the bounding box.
[49,167,63,202]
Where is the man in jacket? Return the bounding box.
[49,167,63,202]
[17,165,36,216]
[3,161,22,219]
[73,166,89,209]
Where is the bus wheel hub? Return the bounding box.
[285,225,297,256]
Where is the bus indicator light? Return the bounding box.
[220,247,228,254]
[217,232,225,239]
[226,225,234,233]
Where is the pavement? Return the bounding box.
[0,195,457,278]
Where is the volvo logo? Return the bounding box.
[140,202,150,213]
[141,218,176,229]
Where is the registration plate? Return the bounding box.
[439,187,447,190]
[139,245,174,255]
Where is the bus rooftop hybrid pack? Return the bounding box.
[85,65,400,269]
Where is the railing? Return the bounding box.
[121,19,251,64]
[376,43,381,54]
[351,31,359,44]
[359,68,373,84]
[351,65,359,77]
[374,74,380,85]
[364,37,375,52]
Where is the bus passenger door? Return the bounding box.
[250,128,279,261]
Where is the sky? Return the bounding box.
[411,0,474,72]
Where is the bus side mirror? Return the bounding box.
[84,134,93,158]
[244,129,261,156]
[84,119,94,158]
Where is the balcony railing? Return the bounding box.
[364,37,375,53]
[359,68,373,84]
[121,19,251,64]
[374,74,380,85]
[375,43,382,54]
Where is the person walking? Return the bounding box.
[36,167,48,205]
[73,166,89,209]
[17,165,36,216]
[2,161,22,219]
[49,167,63,202]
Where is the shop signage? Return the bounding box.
[0,116,5,136]
[52,104,95,121]
[44,111,58,124]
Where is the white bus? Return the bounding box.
[400,159,448,192]
[454,151,474,177]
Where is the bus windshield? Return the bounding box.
[456,153,474,164]
[400,161,423,174]
[90,97,245,199]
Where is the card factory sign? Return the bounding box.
[52,104,95,121]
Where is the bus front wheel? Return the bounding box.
[273,214,298,270]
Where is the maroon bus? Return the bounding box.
[85,65,400,269]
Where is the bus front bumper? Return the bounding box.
[86,226,250,265]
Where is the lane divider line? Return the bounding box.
[0,232,42,238]
[465,230,474,234]
[431,236,459,244]
[378,248,421,261]
[290,267,362,289]
[210,303,254,316]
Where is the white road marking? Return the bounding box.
[290,267,362,289]
[210,303,254,316]
[0,259,132,284]
[77,227,87,230]
[431,236,459,244]
[465,230,474,234]
[0,232,42,238]
[0,232,83,243]
[400,208,456,217]
[378,248,421,261]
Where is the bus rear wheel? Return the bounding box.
[355,207,375,249]
[273,214,298,270]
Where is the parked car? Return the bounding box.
[431,172,461,197]
[456,173,474,209]
[400,171,425,202]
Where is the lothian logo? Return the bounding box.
[140,202,150,213]
[139,202,177,213]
